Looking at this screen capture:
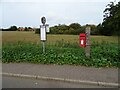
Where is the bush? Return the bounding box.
[35,28,40,34]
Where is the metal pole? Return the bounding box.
[43,24,45,54]
[42,41,45,53]
[41,16,46,54]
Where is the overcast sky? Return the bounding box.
[0,0,119,28]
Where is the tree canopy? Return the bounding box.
[98,1,120,36]
[9,26,17,31]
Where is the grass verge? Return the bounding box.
[2,41,119,68]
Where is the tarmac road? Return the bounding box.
[2,63,118,88]
[2,76,109,88]
[3,63,118,84]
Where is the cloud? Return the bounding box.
[2,0,118,28]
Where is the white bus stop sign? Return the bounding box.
[40,25,46,41]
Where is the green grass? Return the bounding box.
[2,31,119,68]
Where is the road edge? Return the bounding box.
[2,72,119,87]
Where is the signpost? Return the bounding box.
[40,17,49,53]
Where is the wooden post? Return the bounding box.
[85,25,91,58]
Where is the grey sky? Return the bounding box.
[0,0,119,28]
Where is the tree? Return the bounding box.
[48,23,98,35]
[69,23,81,30]
[35,28,40,34]
[59,24,69,34]
[101,1,120,36]
[28,27,32,29]
[50,26,59,34]
[69,23,81,34]
[24,27,28,31]
[9,26,17,31]
[89,25,98,35]
[97,23,103,35]
[68,27,75,34]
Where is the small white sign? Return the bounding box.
[81,40,84,45]
[46,24,49,32]
[40,25,46,41]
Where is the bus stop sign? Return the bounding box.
[41,17,46,25]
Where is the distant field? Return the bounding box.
[2,31,118,44]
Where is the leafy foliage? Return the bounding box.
[98,1,120,36]
[2,26,18,31]
[2,41,119,67]
[47,23,97,35]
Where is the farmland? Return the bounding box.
[2,31,119,68]
[2,31,118,44]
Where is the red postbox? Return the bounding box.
[79,33,86,47]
